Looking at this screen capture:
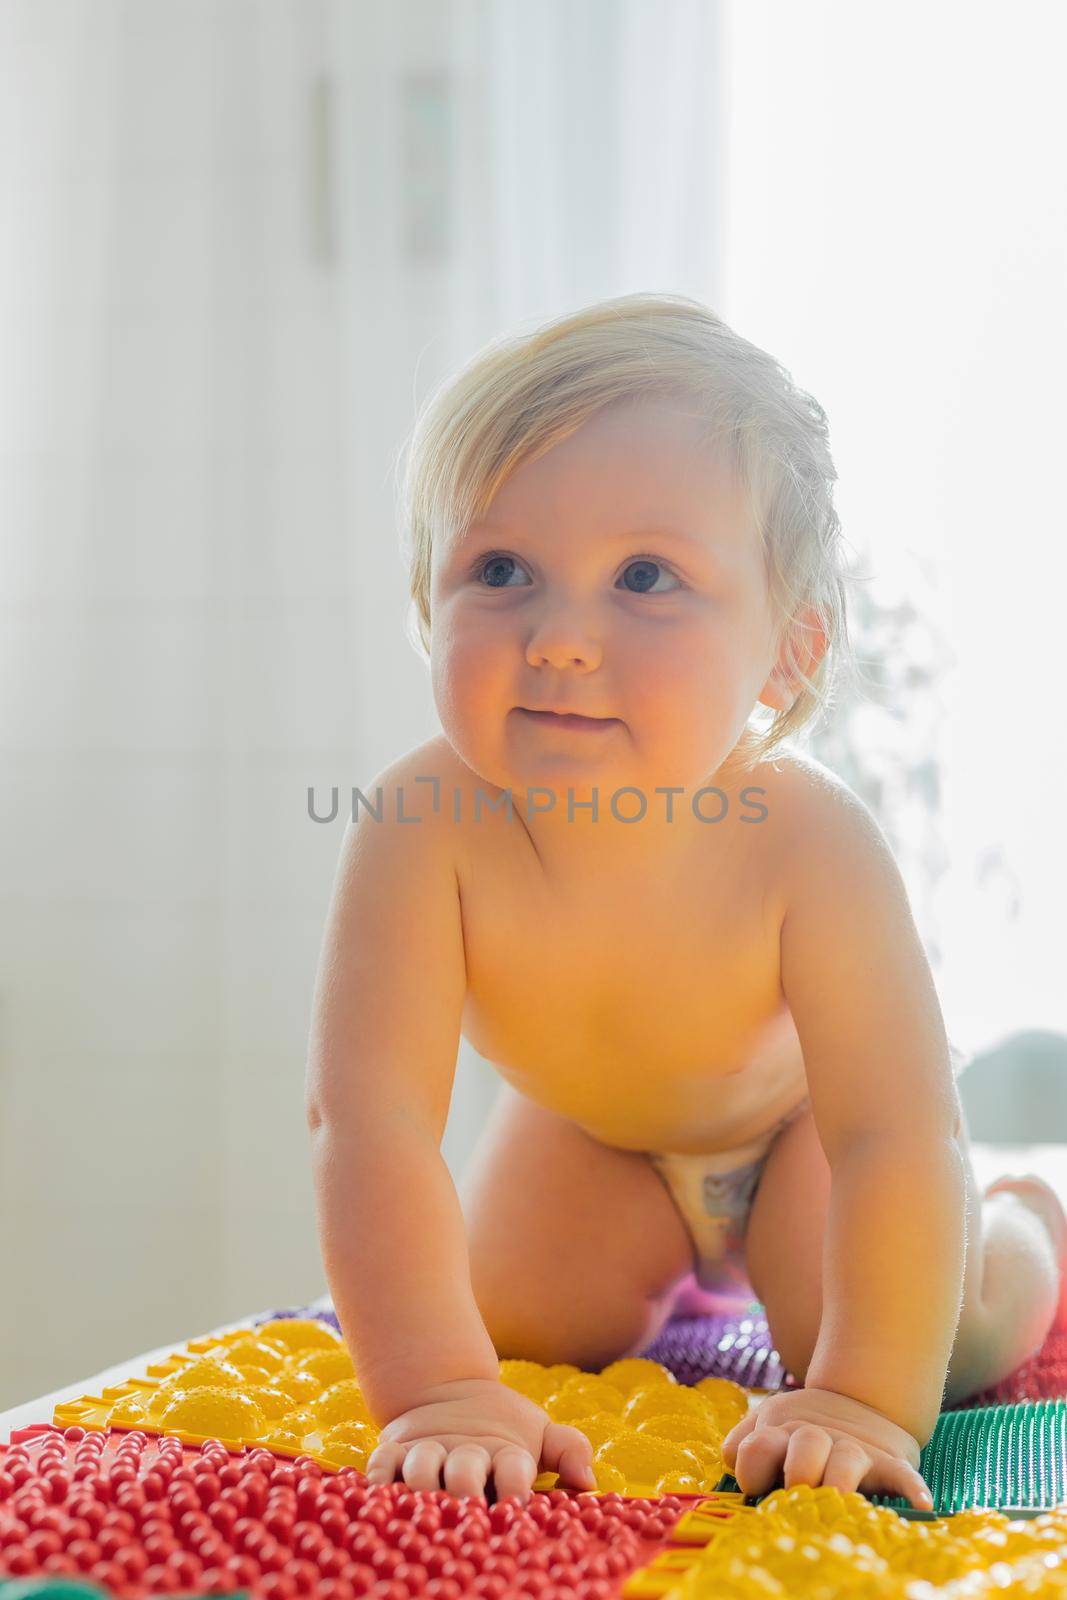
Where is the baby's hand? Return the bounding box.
[364,1377,597,1502]
[721,1388,933,1511]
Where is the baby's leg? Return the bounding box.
[982,1176,1067,1325]
[945,1157,1067,1405]
[459,1083,697,1371]
[934,1091,1065,1404]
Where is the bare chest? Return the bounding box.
[456,817,805,1153]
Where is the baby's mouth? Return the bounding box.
[516,708,618,732]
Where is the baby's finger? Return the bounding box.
[365,1440,407,1485]
[443,1443,493,1500]
[722,1411,757,1466]
[781,1424,834,1490]
[541,1422,597,1490]
[491,1445,538,1503]
[400,1439,448,1492]
[733,1425,791,1497]
[868,1456,934,1512]
[818,1436,869,1496]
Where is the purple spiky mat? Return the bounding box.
[640,1308,795,1388]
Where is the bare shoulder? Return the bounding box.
[764,745,904,904]
[356,734,470,828]
[334,736,464,911]
[759,743,878,828]
[353,733,512,875]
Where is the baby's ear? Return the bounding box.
[757,605,827,712]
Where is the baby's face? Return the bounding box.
[429,394,787,802]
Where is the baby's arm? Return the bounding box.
[778,777,966,1445]
[304,756,596,1498]
[305,760,499,1420]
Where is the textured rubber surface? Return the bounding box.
[0,1425,686,1598]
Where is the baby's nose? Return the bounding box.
[524,606,605,671]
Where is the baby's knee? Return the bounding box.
[481,1295,665,1372]
[472,1247,675,1370]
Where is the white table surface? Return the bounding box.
[0,1296,335,1439]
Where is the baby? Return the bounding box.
[305,292,1067,1510]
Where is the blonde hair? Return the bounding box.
[396,291,856,768]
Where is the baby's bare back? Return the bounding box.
[439,735,810,1156]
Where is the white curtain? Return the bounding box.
[0,0,365,1404]
[0,0,723,1407]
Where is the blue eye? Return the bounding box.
[477,553,530,588]
[618,558,682,594]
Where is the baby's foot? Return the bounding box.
[984,1173,1067,1329]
